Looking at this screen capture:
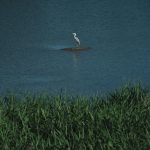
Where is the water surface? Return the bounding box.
[0,0,150,95]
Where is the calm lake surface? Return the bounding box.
[0,0,150,95]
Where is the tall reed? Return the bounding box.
[0,84,149,149]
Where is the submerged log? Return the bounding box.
[62,47,90,51]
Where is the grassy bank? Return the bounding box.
[0,84,150,150]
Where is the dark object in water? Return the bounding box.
[62,47,90,51]
[3,96,9,109]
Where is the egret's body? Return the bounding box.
[72,33,80,47]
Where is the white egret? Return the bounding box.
[72,33,80,47]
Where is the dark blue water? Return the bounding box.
[0,0,150,95]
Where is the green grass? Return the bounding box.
[0,84,150,150]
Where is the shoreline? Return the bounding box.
[0,84,149,149]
